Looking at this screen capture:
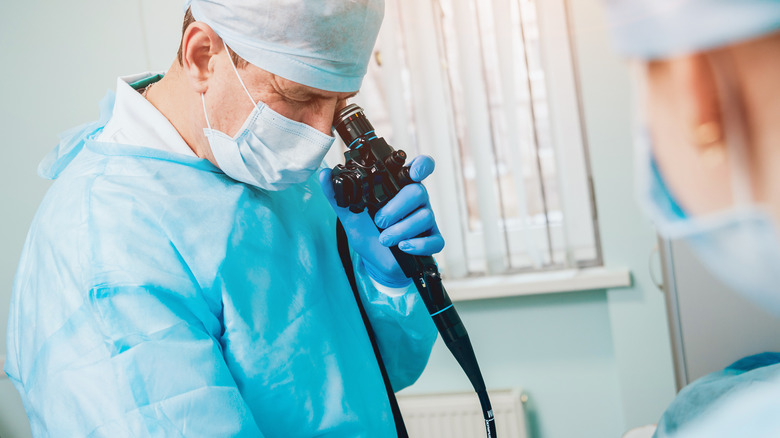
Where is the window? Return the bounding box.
[326,0,601,280]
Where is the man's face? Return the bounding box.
[642,32,780,224]
[642,55,736,218]
[204,49,358,138]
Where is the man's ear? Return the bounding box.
[180,22,223,94]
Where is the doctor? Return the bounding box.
[4,0,442,436]
[605,0,780,436]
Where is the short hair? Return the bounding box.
[177,8,248,68]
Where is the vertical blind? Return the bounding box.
[327,0,601,280]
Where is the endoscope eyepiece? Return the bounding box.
[333,104,376,150]
[334,103,364,126]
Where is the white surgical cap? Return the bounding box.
[606,0,780,59]
[184,0,384,92]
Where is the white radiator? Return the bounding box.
[397,389,528,438]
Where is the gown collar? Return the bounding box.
[97,73,197,158]
[40,73,219,179]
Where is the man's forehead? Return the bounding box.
[276,76,359,100]
[239,59,359,99]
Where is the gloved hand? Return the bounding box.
[319,155,445,288]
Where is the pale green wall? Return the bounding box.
[401,291,625,438]
[0,2,183,437]
[0,1,676,437]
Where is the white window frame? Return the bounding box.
[326,0,628,296]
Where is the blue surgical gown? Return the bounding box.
[4,92,437,437]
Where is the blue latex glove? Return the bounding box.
[319,155,445,287]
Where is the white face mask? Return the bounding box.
[636,55,780,317]
[202,43,335,191]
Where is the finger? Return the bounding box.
[398,234,445,256]
[318,168,342,210]
[374,184,428,229]
[318,168,335,198]
[378,208,435,247]
[408,155,435,182]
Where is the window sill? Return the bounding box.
[446,267,632,302]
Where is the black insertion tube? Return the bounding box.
[408,266,497,438]
[388,247,496,437]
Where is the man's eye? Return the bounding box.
[283,96,313,106]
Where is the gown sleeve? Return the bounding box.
[349,251,438,392]
[657,353,780,438]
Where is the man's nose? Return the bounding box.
[307,101,346,136]
[310,118,334,136]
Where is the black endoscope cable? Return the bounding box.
[331,104,496,438]
[388,249,497,438]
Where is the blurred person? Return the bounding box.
[606,0,780,436]
[4,1,444,436]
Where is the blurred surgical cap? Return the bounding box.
[184,0,384,92]
[606,0,780,59]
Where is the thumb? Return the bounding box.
[318,168,337,205]
[409,155,435,182]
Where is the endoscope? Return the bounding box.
[331,104,497,438]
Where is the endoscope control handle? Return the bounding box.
[332,103,496,437]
